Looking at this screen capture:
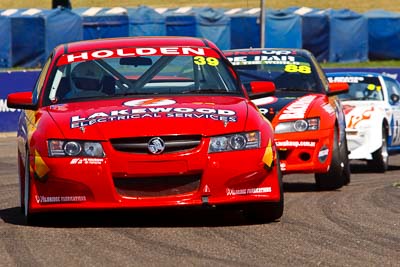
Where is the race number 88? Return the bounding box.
[194,56,219,66]
[284,64,311,74]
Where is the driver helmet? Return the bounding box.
[71,61,104,91]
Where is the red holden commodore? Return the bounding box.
[224,48,351,190]
[7,36,283,224]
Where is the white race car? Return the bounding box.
[327,72,400,172]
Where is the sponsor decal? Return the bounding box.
[318,146,329,163]
[225,50,294,57]
[124,98,176,107]
[328,76,364,83]
[347,106,374,128]
[252,96,278,106]
[49,104,68,111]
[35,195,87,203]
[262,139,274,168]
[34,150,50,181]
[70,158,104,165]
[70,99,237,128]
[226,186,272,196]
[343,104,356,115]
[322,103,335,115]
[203,184,211,193]
[279,95,316,120]
[275,140,316,148]
[280,161,287,171]
[228,55,297,66]
[57,47,215,65]
[226,50,296,65]
[226,51,311,69]
[258,107,275,116]
[382,72,398,80]
[0,99,20,112]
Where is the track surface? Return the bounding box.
[0,136,399,266]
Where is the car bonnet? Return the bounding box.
[46,96,250,139]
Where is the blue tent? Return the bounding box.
[225,8,261,49]
[328,9,368,62]
[127,6,165,36]
[365,10,400,60]
[283,7,330,62]
[38,8,82,63]
[160,7,230,49]
[0,8,45,68]
[73,7,129,40]
[159,7,197,37]
[265,9,302,49]
[0,7,81,68]
[225,8,302,49]
[194,7,230,50]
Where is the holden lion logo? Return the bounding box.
[148,137,165,154]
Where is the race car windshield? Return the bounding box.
[45,50,241,104]
[229,54,323,93]
[330,76,384,101]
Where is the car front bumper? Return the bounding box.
[27,145,281,213]
[275,128,333,174]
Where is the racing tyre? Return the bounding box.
[243,159,284,223]
[367,127,388,173]
[23,150,40,226]
[315,127,345,190]
[340,135,351,186]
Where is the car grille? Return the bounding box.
[110,135,202,154]
[113,174,201,197]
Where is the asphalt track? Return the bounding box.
[0,135,399,266]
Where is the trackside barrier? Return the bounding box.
[0,70,40,132]
[1,68,400,132]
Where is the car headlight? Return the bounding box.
[275,117,320,133]
[209,131,260,153]
[48,140,105,157]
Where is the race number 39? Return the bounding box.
[194,56,219,66]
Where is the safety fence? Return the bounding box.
[1,6,400,68]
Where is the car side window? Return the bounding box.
[384,77,400,105]
[33,55,53,105]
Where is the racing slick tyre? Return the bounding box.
[314,127,346,191]
[367,127,389,173]
[242,159,284,223]
[340,134,351,186]
[23,150,40,226]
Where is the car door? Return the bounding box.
[383,76,400,146]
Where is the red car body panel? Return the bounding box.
[269,94,337,173]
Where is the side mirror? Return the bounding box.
[248,81,276,99]
[327,82,349,96]
[7,92,36,110]
[391,94,400,104]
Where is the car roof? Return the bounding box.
[224,47,314,57]
[326,71,382,78]
[53,36,218,58]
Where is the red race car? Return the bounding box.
[7,37,283,224]
[224,48,351,190]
